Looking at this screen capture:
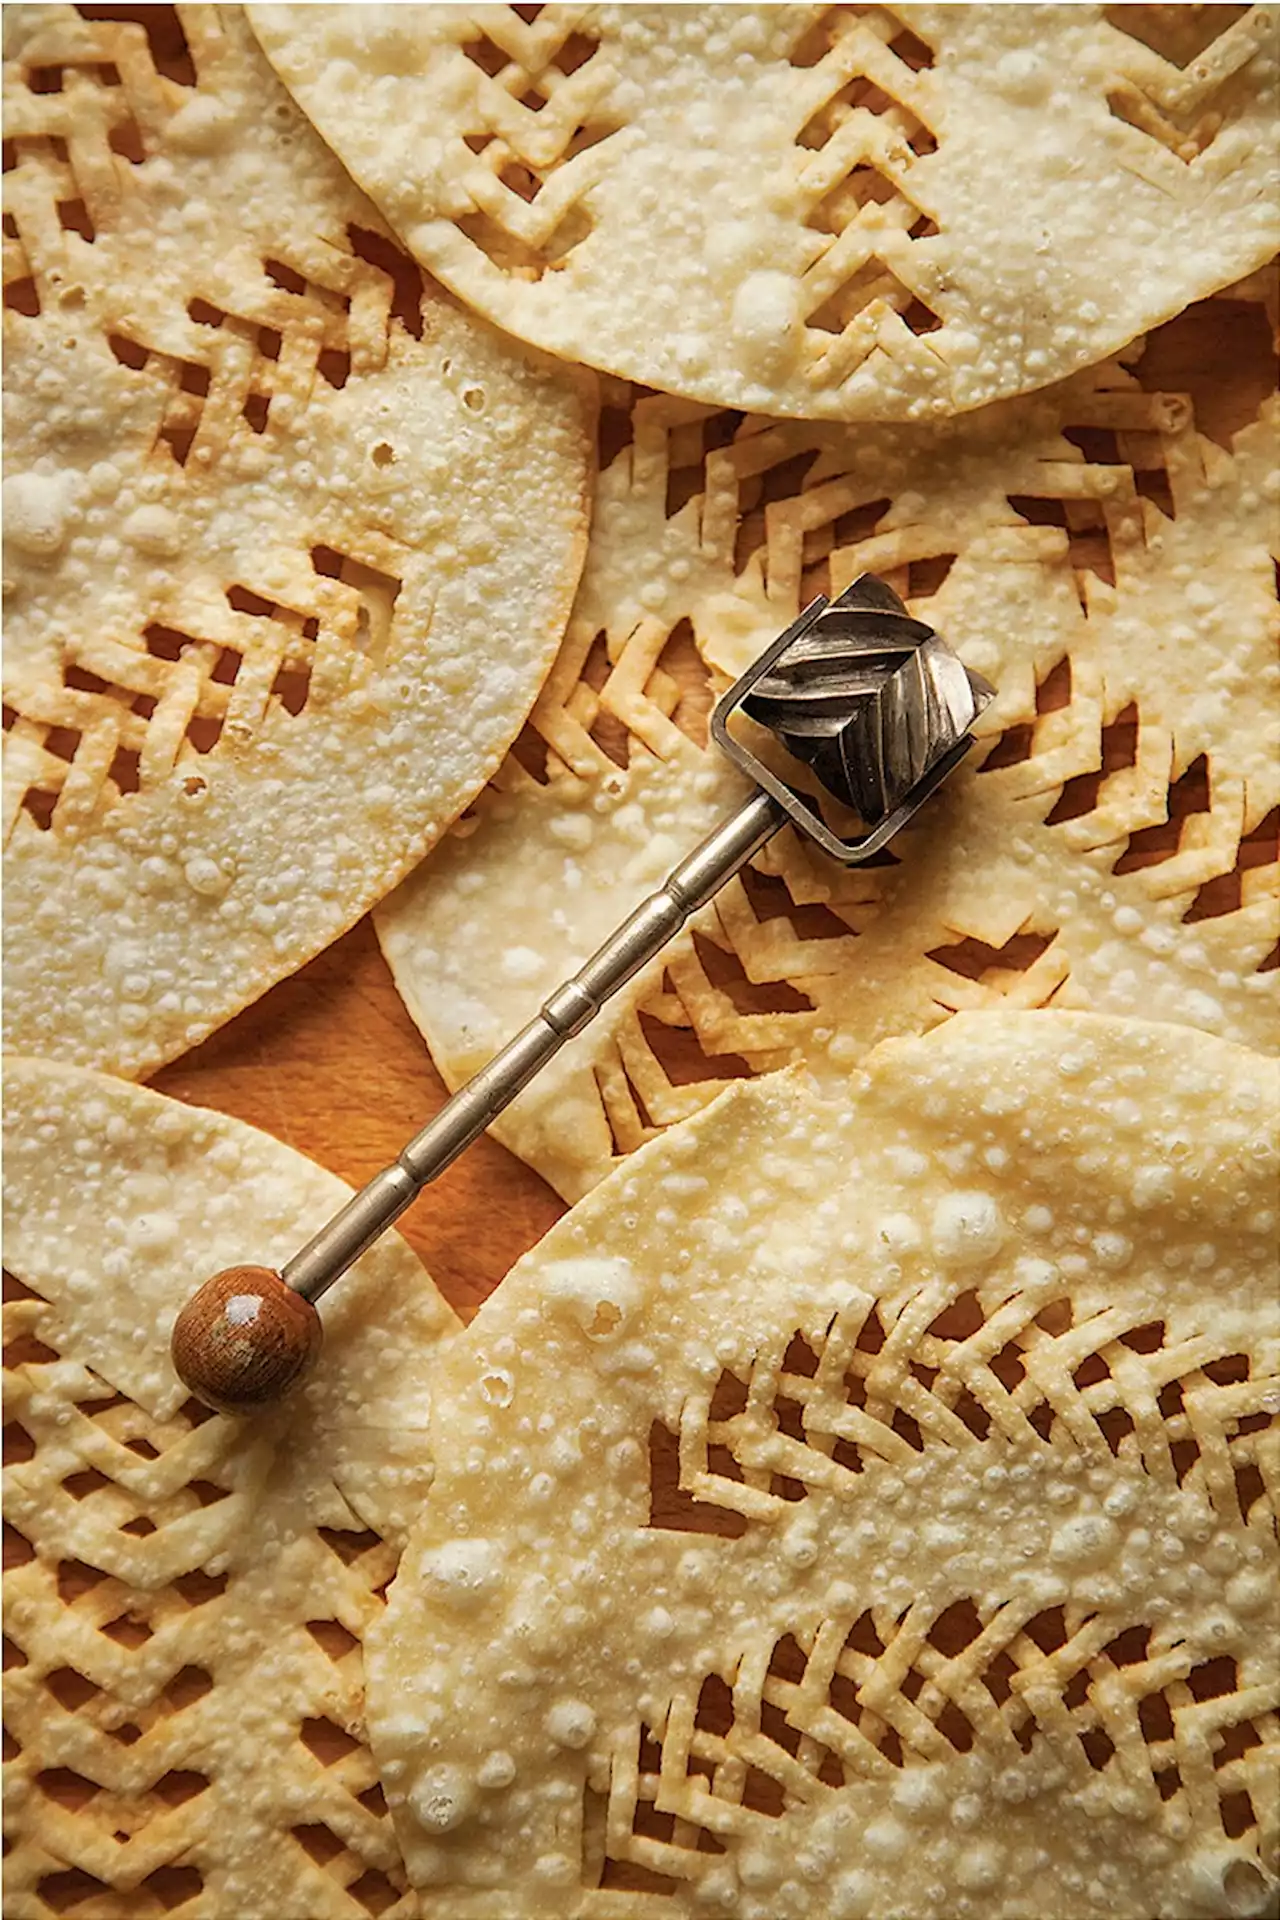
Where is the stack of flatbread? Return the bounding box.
[4,8,1277,1918]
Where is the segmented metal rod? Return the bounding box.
[170,575,993,1415]
[283,788,783,1302]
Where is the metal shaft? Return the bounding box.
[281,789,784,1303]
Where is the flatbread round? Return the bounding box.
[378,303,1280,1201]
[2,1052,456,1918]
[2,3,590,1077]
[367,1012,1280,1920]
[248,3,1280,421]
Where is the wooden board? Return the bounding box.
[151,916,562,1323]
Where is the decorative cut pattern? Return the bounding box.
[615,1263,1279,1902]
[1,8,420,847]
[587,1598,1279,1898]
[2,1277,414,1919]
[7,2,590,1078]
[488,370,1268,804]
[448,10,620,279]
[368,1016,1278,1915]
[465,347,1280,1176]
[3,539,404,844]
[248,3,1279,426]
[2,10,413,374]
[650,1293,1278,1533]
[493,614,716,796]
[1104,4,1268,165]
[598,384,1274,1144]
[790,6,943,365]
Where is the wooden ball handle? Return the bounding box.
[171,1266,322,1417]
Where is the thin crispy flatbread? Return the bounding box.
[249,3,1279,420]
[2,3,590,1077]
[2,1053,456,1918]
[378,300,1280,1201]
[368,1013,1280,1920]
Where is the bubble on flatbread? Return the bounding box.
[379,293,1279,1201]
[2,1051,455,1918]
[250,3,1278,420]
[368,1012,1280,1919]
[2,3,590,1076]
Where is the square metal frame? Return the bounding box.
[709,595,979,867]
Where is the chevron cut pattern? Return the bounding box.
[2,1277,416,1920]
[586,1594,1279,1903]
[437,10,620,279]
[2,10,413,374]
[1103,3,1271,165]
[406,300,1278,1196]
[1,7,415,846]
[2,537,405,845]
[649,1292,1278,1535]
[440,4,946,358]
[250,2,1278,429]
[360,1017,1277,1916]
[789,4,944,375]
[5,2,597,1075]
[591,1280,1279,1903]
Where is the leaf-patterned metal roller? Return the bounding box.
[742,575,987,827]
[716,573,992,863]
[172,577,995,1415]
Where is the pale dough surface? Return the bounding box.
[3,3,590,1076]
[379,325,1280,1201]
[3,1053,457,1917]
[250,4,1279,419]
[369,1013,1280,1919]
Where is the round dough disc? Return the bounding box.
[3,1050,455,1918]
[249,3,1279,420]
[2,4,590,1076]
[367,1013,1280,1919]
[378,301,1279,1201]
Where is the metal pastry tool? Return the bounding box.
[172,576,994,1414]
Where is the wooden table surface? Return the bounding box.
[151,915,563,1325]
[149,288,1277,1330]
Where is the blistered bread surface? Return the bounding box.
[250,4,1278,419]
[3,1052,458,1917]
[379,300,1280,1201]
[368,1013,1279,1919]
[3,3,590,1076]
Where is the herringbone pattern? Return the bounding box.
[416,338,1277,1192]
[3,9,406,375]
[446,10,620,278]
[3,1278,416,1920]
[587,1596,1279,1902]
[6,4,590,1076]
[251,2,1278,425]
[2,529,404,845]
[599,1272,1279,1903]
[651,1291,1278,1533]
[791,6,943,376]
[368,3,1270,383]
[1104,3,1274,165]
[2,7,414,846]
